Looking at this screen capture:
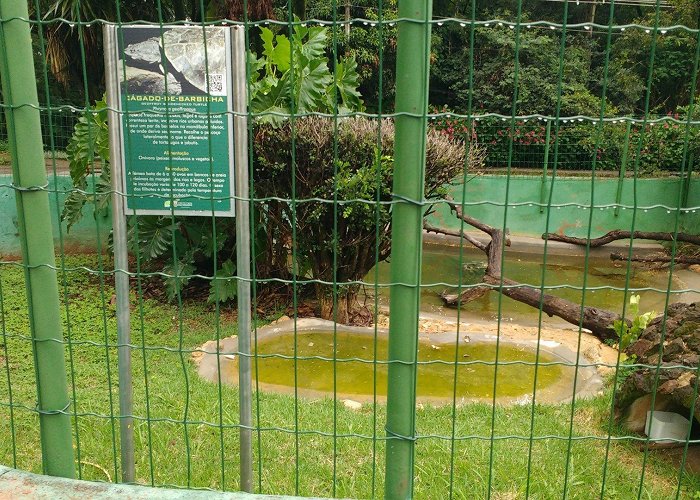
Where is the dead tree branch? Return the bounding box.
[424,223,487,252]
[542,230,700,247]
[432,203,628,341]
[481,275,621,341]
[446,199,510,244]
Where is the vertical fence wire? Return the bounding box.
[673,17,700,497]
[524,1,572,496]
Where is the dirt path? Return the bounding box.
[0,158,70,174]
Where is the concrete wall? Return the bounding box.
[0,173,698,255]
[0,174,110,255]
[428,175,700,239]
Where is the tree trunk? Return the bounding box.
[225,0,274,21]
[173,0,186,20]
[293,0,306,19]
[318,290,355,325]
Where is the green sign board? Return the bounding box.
[113,26,234,216]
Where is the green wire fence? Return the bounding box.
[1,0,700,498]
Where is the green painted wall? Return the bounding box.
[0,174,110,255]
[1,174,697,255]
[429,175,700,238]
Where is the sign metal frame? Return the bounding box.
[104,24,252,488]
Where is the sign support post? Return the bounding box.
[231,26,253,493]
[103,24,135,484]
[104,22,250,489]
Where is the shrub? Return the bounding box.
[430,104,700,173]
[254,116,480,322]
[578,110,700,175]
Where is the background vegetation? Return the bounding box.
[8,0,697,173]
[49,0,700,313]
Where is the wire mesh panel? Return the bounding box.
[1,0,700,498]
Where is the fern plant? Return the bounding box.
[61,98,111,231]
[61,101,239,303]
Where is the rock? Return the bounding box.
[663,337,687,359]
[584,345,600,361]
[622,394,673,433]
[342,399,362,410]
[681,353,700,365]
[646,354,661,366]
[627,339,654,359]
[616,301,700,425]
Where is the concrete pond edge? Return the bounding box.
[194,317,605,407]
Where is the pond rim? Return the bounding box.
[195,318,604,406]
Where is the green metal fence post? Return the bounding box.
[0,0,74,478]
[384,1,432,498]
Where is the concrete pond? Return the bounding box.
[195,318,603,405]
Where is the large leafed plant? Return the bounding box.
[249,24,363,124]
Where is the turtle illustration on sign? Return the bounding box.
[119,27,227,96]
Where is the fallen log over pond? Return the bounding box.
[429,199,627,342]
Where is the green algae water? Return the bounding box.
[370,244,680,324]
[243,331,573,401]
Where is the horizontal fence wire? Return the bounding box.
[0,0,700,498]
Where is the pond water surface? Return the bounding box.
[220,329,584,403]
[369,244,685,326]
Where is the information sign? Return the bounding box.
[112,26,234,216]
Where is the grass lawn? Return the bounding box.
[0,254,698,498]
